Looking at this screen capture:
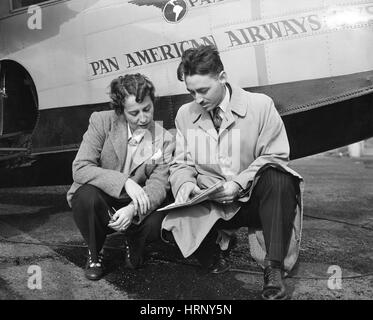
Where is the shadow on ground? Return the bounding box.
[1,155,372,299]
[54,232,262,300]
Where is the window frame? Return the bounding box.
[9,0,65,14]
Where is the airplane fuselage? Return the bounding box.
[0,0,372,186]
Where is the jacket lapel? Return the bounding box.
[220,109,236,133]
[130,121,160,174]
[109,114,128,167]
[193,108,218,141]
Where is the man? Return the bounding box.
[162,45,303,300]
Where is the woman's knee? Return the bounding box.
[141,211,166,230]
[136,211,166,240]
[71,184,105,215]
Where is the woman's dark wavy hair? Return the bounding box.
[109,73,155,115]
[177,45,224,81]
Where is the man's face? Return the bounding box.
[185,72,227,113]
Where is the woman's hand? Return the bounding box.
[124,178,150,215]
[108,204,136,232]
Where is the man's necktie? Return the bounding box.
[212,107,222,132]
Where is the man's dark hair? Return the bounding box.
[177,45,224,81]
[109,73,155,115]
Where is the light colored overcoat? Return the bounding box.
[67,110,175,225]
[162,85,303,272]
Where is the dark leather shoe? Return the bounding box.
[209,252,231,274]
[124,238,143,270]
[262,263,287,300]
[225,233,238,254]
[85,251,104,281]
[209,234,237,274]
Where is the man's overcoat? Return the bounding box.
[162,85,303,271]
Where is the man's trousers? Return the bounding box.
[194,167,299,268]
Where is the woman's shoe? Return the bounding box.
[209,251,231,274]
[85,251,104,281]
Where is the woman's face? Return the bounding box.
[123,95,154,132]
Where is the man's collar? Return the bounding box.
[226,83,246,117]
[218,84,230,113]
[193,83,247,123]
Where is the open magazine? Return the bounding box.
[157,180,224,212]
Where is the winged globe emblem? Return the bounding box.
[129,0,188,23]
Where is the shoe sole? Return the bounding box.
[261,292,288,300]
[85,275,103,281]
[209,264,231,274]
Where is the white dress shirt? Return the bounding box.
[207,86,237,179]
[123,124,145,175]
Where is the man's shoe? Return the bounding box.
[209,234,237,274]
[124,238,143,270]
[85,251,104,281]
[262,263,287,300]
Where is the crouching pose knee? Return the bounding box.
[67,73,175,280]
[162,45,303,300]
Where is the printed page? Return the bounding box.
[157,180,224,211]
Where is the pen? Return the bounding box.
[108,207,117,221]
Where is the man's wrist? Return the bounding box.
[232,181,244,197]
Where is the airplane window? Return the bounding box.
[11,0,52,10]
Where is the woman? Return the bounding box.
[66,74,175,280]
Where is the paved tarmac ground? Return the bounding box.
[0,155,372,300]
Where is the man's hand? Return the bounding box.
[174,182,202,204]
[124,178,150,215]
[209,181,241,203]
[108,204,136,232]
